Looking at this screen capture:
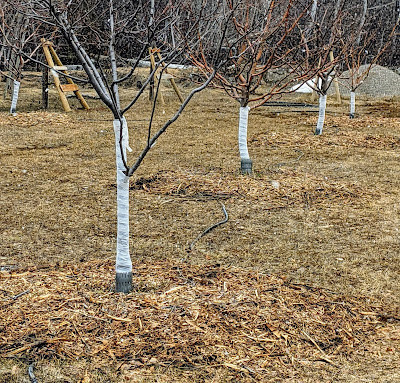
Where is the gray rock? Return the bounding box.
[329,64,400,97]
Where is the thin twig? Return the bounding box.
[188,201,228,251]
[302,330,337,366]
[3,289,30,302]
[11,289,30,300]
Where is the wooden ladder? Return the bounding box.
[41,39,89,112]
[149,47,184,104]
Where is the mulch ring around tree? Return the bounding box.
[1,259,399,379]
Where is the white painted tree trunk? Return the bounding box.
[238,106,252,173]
[350,91,356,119]
[315,94,327,135]
[10,80,20,115]
[113,117,133,292]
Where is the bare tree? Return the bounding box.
[0,1,42,113]
[5,0,224,293]
[297,0,350,135]
[186,0,316,173]
[338,0,398,118]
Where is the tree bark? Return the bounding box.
[41,65,49,109]
[356,0,368,46]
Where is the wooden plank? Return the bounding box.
[155,50,184,102]
[65,65,83,71]
[52,65,68,71]
[60,83,80,92]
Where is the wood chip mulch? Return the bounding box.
[131,169,372,209]
[1,259,398,377]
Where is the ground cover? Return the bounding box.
[0,75,399,381]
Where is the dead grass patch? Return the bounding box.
[1,75,400,381]
[132,169,371,209]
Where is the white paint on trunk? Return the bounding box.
[238,106,250,160]
[10,80,20,115]
[350,91,356,117]
[113,118,132,274]
[315,94,327,135]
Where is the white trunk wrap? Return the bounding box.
[10,80,20,115]
[113,118,132,273]
[350,91,356,116]
[316,94,327,135]
[238,106,250,160]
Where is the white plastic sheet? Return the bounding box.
[113,118,132,273]
[238,106,250,160]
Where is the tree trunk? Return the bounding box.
[113,117,133,293]
[356,0,368,46]
[238,106,252,174]
[329,51,341,104]
[42,66,49,110]
[315,94,327,135]
[349,91,356,119]
[10,80,20,115]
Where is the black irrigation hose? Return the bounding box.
[28,364,38,383]
[188,201,229,251]
[262,101,318,108]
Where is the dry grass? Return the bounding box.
[0,73,400,382]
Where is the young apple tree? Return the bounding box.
[185,0,316,174]
[8,0,227,293]
[297,0,350,135]
[339,0,398,118]
[0,1,42,114]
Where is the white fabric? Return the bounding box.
[113,118,132,273]
[290,80,315,93]
[123,122,132,153]
[316,94,327,135]
[10,80,20,115]
[291,77,333,93]
[238,106,250,160]
[350,91,356,116]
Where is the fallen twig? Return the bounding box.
[11,289,30,300]
[188,201,228,251]
[303,331,337,366]
[2,338,69,357]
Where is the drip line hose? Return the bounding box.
[189,201,229,251]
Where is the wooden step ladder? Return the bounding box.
[149,47,184,104]
[41,39,89,112]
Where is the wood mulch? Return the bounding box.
[1,259,398,379]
